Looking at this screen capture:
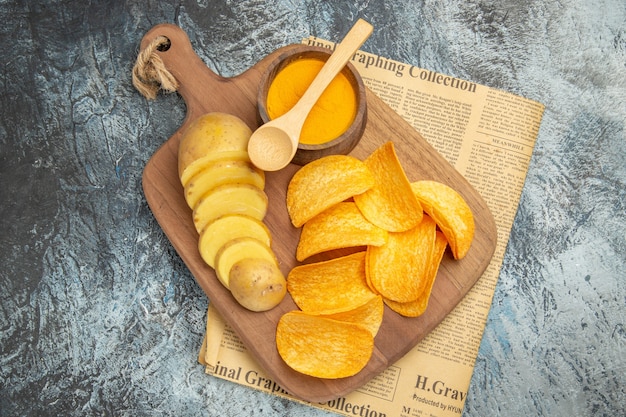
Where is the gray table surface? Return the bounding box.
[1,1,624,416]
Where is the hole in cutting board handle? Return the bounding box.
[156,37,171,52]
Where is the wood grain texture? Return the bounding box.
[140,23,497,402]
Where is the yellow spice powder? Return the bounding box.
[266,58,358,145]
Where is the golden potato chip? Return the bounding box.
[411,180,475,259]
[384,231,448,317]
[367,215,437,302]
[296,202,388,262]
[319,295,384,337]
[287,252,377,314]
[276,311,373,379]
[287,155,375,228]
[354,142,423,232]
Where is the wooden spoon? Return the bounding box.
[247,19,373,171]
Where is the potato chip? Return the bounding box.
[287,252,377,314]
[287,155,375,227]
[319,296,384,337]
[367,215,437,302]
[411,180,475,259]
[384,231,448,317]
[354,142,423,232]
[296,202,388,262]
[276,311,373,379]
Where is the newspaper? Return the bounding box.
[198,37,544,417]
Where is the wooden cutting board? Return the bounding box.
[140,23,497,403]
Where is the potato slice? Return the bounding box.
[229,258,286,312]
[384,231,448,317]
[276,311,373,379]
[366,215,437,303]
[296,202,387,262]
[192,184,268,234]
[178,113,252,184]
[184,160,265,209]
[286,154,375,227]
[287,251,377,314]
[411,180,475,259]
[214,237,277,288]
[180,151,250,187]
[198,214,271,268]
[354,142,423,232]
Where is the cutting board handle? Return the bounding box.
[136,23,283,130]
[137,24,223,122]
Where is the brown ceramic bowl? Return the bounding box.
[257,45,368,166]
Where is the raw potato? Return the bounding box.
[198,214,272,268]
[192,183,268,234]
[214,237,278,288]
[178,111,252,186]
[229,258,287,312]
[177,112,285,312]
[181,151,250,187]
[184,160,265,209]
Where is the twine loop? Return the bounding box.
[132,36,179,99]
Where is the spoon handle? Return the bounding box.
[289,19,373,120]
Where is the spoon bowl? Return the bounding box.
[247,123,299,171]
[248,19,373,171]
